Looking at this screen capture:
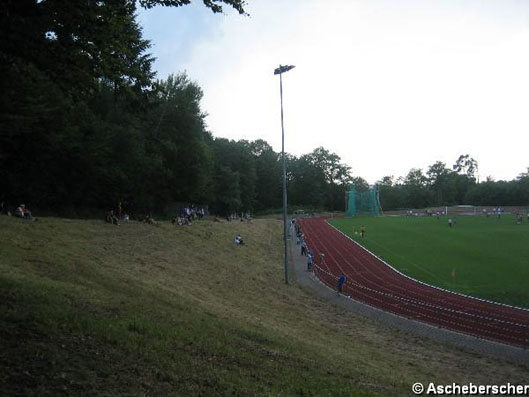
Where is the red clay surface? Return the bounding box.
[299,217,529,349]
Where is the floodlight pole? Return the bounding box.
[275,64,295,285]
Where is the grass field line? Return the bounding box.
[363,239,506,291]
[358,237,447,286]
[326,220,529,313]
[331,215,529,307]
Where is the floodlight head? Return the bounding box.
[274,65,295,75]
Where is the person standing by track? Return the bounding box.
[301,239,307,256]
[337,273,346,296]
[306,251,313,271]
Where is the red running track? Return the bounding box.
[299,217,529,349]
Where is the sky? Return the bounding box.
[137,0,529,184]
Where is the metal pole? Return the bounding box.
[280,70,289,284]
[274,64,294,285]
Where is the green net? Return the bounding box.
[346,186,381,216]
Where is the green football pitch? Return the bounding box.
[329,214,529,308]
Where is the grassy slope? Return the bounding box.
[1,216,528,395]
[330,215,529,307]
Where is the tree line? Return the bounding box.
[377,156,529,211]
[1,1,527,217]
[0,0,353,216]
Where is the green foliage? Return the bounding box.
[145,74,213,205]
[289,155,326,208]
[138,0,248,15]
[1,0,156,212]
[453,154,478,179]
[289,147,352,212]
[377,156,491,211]
[250,140,281,212]
[210,138,256,215]
[2,0,354,216]
[352,176,369,192]
[3,3,528,216]
[380,164,529,211]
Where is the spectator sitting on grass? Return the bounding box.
[105,210,119,225]
[183,206,194,223]
[242,212,252,223]
[235,234,244,245]
[172,216,186,226]
[15,205,24,218]
[183,216,192,225]
[23,205,34,220]
[16,204,35,221]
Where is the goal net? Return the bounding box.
[346,185,381,216]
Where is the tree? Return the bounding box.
[377,176,395,187]
[377,176,408,211]
[211,165,241,216]
[453,173,475,204]
[426,161,456,205]
[210,138,256,214]
[403,168,430,209]
[1,0,255,215]
[453,154,478,180]
[351,177,369,192]
[288,155,326,209]
[517,168,529,179]
[0,1,156,99]
[405,168,428,187]
[465,181,508,206]
[303,147,352,211]
[249,140,281,211]
[138,0,248,14]
[0,0,159,211]
[145,73,213,205]
[305,147,352,186]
